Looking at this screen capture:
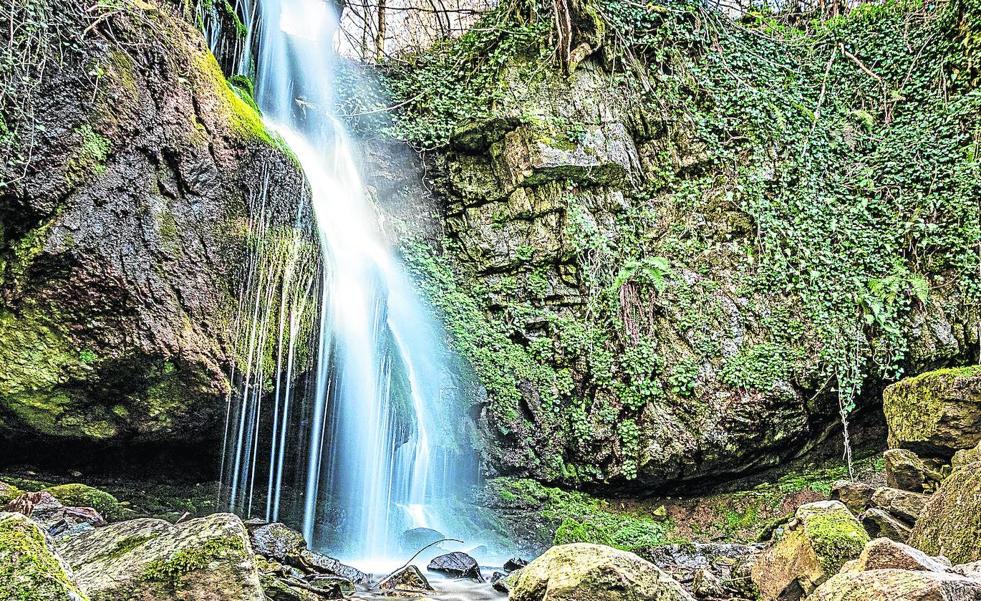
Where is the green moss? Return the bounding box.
[883,365,981,446]
[65,124,111,185]
[0,513,89,601]
[0,482,22,505]
[44,483,123,520]
[140,535,246,589]
[803,509,870,573]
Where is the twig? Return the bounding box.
[377,538,463,586]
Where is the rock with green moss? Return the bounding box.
[952,440,981,470]
[56,513,263,601]
[751,501,870,601]
[0,511,89,601]
[908,457,981,565]
[0,480,22,505]
[0,0,314,454]
[810,569,981,601]
[882,366,981,457]
[509,543,695,601]
[43,484,122,522]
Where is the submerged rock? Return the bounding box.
[0,511,88,601]
[751,501,869,601]
[509,543,695,601]
[298,549,371,586]
[428,551,484,581]
[398,527,445,553]
[883,366,981,456]
[57,512,264,600]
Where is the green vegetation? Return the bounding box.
[141,535,246,589]
[382,0,980,484]
[44,483,123,520]
[0,513,90,601]
[803,506,870,573]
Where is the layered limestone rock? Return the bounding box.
[0,0,315,453]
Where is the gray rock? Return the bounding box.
[428,551,484,581]
[861,508,912,543]
[883,449,945,493]
[0,512,88,601]
[869,487,927,523]
[809,569,981,601]
[847,538,952,573]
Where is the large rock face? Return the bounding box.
[809,569,981,601]
[387,20,981,488]
[509,543,695,601]
[57,513,264,600]
[882,366,981,457]
[908,457,981,565]
[0,512,88,601]
[0,0,314,454]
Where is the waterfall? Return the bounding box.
[219,0,479,564]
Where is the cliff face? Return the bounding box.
[0,1,314,452]
[373,0,981,490]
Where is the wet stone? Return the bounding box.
[428,551,484,582]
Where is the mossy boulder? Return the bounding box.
[56,513,263,601]
[882,366,981,457]
[0,480,23,505]
[751,501,870,601]
[883,449,945,493]
[43,484,122,521]
[509,543,695,601]
[0,511,88,601]
[908,457,981,565]
[809,569,981,601]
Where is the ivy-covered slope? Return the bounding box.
[351,0,981,489]
[0,0,316,455]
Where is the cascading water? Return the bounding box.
[219,0,479,565]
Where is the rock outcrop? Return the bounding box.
[509,543,695,601]
[0,0,314,457]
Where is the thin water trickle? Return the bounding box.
[219,0,479,565]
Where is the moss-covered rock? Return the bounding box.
[882,366,981,457]
[43,484,122,522]
[0,511,88,601]
[908,457,981,565]
[509,543,695,601]
[0,480,23,505]
[0,0,315,453]
[57,513,263,601]
[809,569,981,601]
[751,501,870,601]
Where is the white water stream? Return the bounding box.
[219,0,478,565]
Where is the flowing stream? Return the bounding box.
[218,0,479,566]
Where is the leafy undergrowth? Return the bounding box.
[482,454,884,551]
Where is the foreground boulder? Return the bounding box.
[509,543,695,601]
[0,512,88,601]
[247,521,369,586]
[751,501,870,600]
[909,458,981,565]
[882,366,981,456]
[57,513,263,600]
[809,569,981,601]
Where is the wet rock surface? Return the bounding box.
[428,551,485,581]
